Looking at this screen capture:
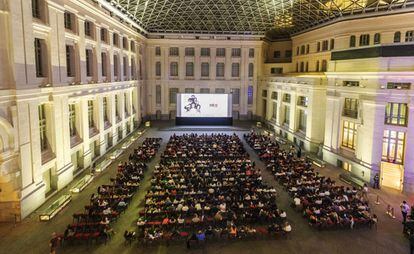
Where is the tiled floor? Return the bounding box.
[0,121,410,254]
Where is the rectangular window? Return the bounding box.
[101,52,107,77]
[262,90,268,98]
[343,81,360,87]
[88,100,94,128]
[273,51,281,58]
[103,97,109,122]
[285,50,292,58]
[271,92,277,100]
[385,103,408,126]
[86,49,93,77]
[297,96,308,107]
[38,104,48,151]
[283,106,290,124]
[131,59,136,79]
[382,130,405,164]
[231,48,241,57]
[249,48,255,58]
[114,95,119,118]
[130,41,136,52]
[64,12,73,31]
[170,62,178,76]
[155,46,161,56]
[124,93,128,114]
[359,34,370,46]
[185,47,194,56]
[123,56,128,77]
[271,68,283,74]
[113,55,119,77]
[231,63,240,77]
[100,28,108,43]
[169,47,179,56]
[200,48,210,57]
[343,98,358,118]
[156,85,161,104]
[200,88,210,94]
[248,63,254,78]
[66,45,75,77]
[216,63,225,77]
[185,62,194,76]
[32,0,41,19]
[298,109,307,132]
[201,62,209,77]
[386,82,411,90]
[231,88,240,105]
[330,39,335,50]
[283,93,291,103]
[215,88,225,94]
[69,104,76,137]
[247,86,253,105]
[322,40,329,51]
[216,48,226,57]
[169,88,179,104]
[342,120,357,150]
[113,33,119,47]
[123,37,128,50]
[405,31,414,42]
[84,21,93,38]
[272,102,277,119]
[34,38,46,77]
[155,61,161,76]
[185,88,195,93]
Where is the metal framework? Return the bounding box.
[107,0,414,36]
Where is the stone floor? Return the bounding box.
[0,121,411,254]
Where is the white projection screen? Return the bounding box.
[177,93,232,118]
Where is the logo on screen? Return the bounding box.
[184,95,201,113]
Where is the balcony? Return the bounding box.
[89,126,99,138]
[343,109,358,119]
[331,44,414,61]
[70,135,83,148]
[265,57,292,64]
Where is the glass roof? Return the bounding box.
[104,0,414,37]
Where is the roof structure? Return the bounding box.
[103,0,414,37]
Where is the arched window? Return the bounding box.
[374,33,381,44]
[300,62,304,72]
[349,35,356,48]
[248,63,254,77]
[394,31,401,43]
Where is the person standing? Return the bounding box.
[297,146,302,158]
[373,173,380,189]
[401,201,410,224]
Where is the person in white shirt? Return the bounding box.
[401,200,410,223]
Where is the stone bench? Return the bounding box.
[306,155,326,168]
[94,158,112,173]
[39,194,72,221]
[70,174,94,193]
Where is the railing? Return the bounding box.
[343,109,358,118]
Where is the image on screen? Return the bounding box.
[177,93,232,118]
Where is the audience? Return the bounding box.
[137,133,289,245]
[61,138,162,245]
[244,131,372,230]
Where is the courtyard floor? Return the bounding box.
[0,121,411,254]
